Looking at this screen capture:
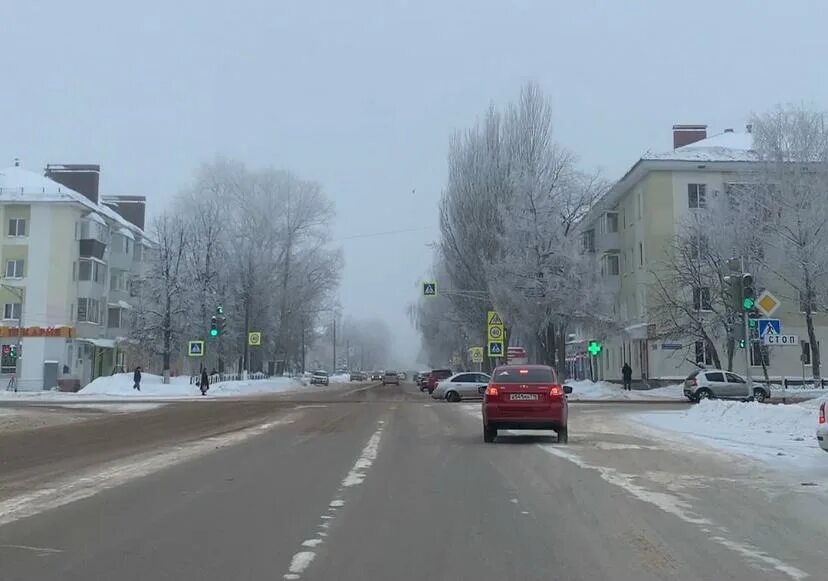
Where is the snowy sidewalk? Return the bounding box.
[635,399,828,479]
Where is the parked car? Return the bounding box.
[310,370,330,386]
[817,401,828,452]
[683,369,769,402]
[397,372,407,381]
[483,365,572,443]
[432,372,491,402]
[425,369,453,393]
[415,372,430,388]
[350,371,367,381]
[382,370,400,386]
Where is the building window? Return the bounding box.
[688,184,707,209]
[110,270,127,292]
[690,234,708,260]
[638,242,644,267]
[693,287,711,311]
[7,218,26,237]
[637,192,643,220]
[750,341,770,367]
[3,303,21,320]
[582,229,595,253]
[78,259,106,283]
[107,307,122,329]
[113,233,132,255]
[134,242,143,262]
[605,254,620,276]
[77,298,101,324]
[4,259,24,279]
[606,212,618,233]
[695,340,714,366]
[128,277,141,298]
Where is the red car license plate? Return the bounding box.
[510,393,538,401]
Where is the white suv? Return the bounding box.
[683,369,769,402]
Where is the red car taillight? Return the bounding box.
[485,385,499,397]
[549,385,563,397]
[819,402,826,425]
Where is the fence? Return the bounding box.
[189,371,269,385]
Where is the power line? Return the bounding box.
[334,226,434,241]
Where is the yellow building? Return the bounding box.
[577,125,827,385]
[0,163,148,391]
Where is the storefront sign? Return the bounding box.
[0,326,75,338]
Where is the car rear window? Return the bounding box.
[432,369,452,376]
[385,371,396,375]
[493,367,557,384]
[706,372,725,382]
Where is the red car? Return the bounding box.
[425,369,452,394]
[482,364,572,443]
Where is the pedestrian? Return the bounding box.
[200,368,210,396]
[621,362,632,391]
[133,366,142,391]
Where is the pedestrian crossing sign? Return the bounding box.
[422,281,438,297]
[188,340,205,357]
[488,341,504,357]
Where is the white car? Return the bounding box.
[683,369,769,402]
[310,370,329,386]
[431,372,491,402]
[817,401,828,452]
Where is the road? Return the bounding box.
[1,382,826,580]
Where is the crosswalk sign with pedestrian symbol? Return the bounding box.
[422,281,438,297]
[188,340,205,357]
[488,341,503,357]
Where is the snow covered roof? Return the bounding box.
[86,212,107,226]
[117,227,135,240]
[0,165,147,238]
[643,131,757,162]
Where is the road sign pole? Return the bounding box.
[741,257,753,398]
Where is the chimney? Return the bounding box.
[102,195,147,230]
[44,164,100,204]
[746,123,753,134]
[672,124,708,149]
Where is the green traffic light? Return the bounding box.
[739,339,746,348]
[210,329,219,337]
[748,319,757,328]
[743,297,755,310]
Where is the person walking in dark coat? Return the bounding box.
[621,363,633,391]
[133,366,142,391]
[200,369,210,396]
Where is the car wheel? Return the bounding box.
[696,388,713,400]
[557,427,568,444]
[483,425,497,443]
[446,391,460,403]
[753,388,768,403]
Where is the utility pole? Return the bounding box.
[332,316,336,373]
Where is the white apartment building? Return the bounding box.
[575,125,828,385]
[0,163,149,391]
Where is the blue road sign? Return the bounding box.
[422,281,437,297]
[758,319,781,339]
[188,340,205,357]
[488,341,504,357]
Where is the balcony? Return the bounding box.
[596,231,620,254]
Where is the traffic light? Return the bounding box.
[742,273,755,310]
[587,340,602,356]
[8,345,17,360]
[210,316,219,337]
[216,305,224,316]
[739,338,746,349]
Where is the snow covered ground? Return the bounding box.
[636,399,828,477]
[0,372,323,401]
[566,380,684,401]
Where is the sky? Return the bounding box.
[3,0,828,366]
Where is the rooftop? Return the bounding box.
[0,165,146,236]
[644,130,756,162]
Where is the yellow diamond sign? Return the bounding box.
[756,291,780,317]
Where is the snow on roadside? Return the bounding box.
[636,399,828,475]
[567,380,684,401]
[0,372,317,401]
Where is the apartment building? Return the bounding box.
[575,125,828,384]
[0,162,148,391]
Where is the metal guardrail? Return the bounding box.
[189,372,269,385]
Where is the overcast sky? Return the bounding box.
[3,0,827,366]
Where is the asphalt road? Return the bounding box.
[0,382,826,580]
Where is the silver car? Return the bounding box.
[817,401,828,452]
[683,369,769,402]
[432,372,491,402]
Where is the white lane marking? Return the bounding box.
[509,498,519,504]
[0,544,64,554]
[541,446,808,580]
[294,405,329,410]
[0,417,296,528]
[282,420,386,580]
[521,511,529,515]
[341,384,379,397]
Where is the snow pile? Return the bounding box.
[637,399,828,470]
[77,372,308,398]
[567,380,684,401]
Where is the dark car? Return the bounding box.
[425,369,452,394]
[482,364,572,443]
[350,371,367,381]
